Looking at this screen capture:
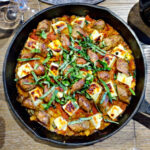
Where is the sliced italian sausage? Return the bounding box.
[76,57,87,64]
[93,19,106,30]
[63,65,72,78]
[36,111,50,125]
[60,34,70,48]
[116,58,129,75]
[71,78,85,93]
[78,95,91,112]
[97,71,110,81]
[37,20,51,32]
[22,98,35,109]
[69,120,89,132]
[44,85,53,102]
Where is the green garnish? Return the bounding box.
[14,78,18,82]
[17,58,40,62]
[99,79,112,103]
[42,90,58,110]
[129,88,136,96]
[99,60,111,71]
[31,71,38,82]
[31,48,41,53]
[114,74,117,80]
[85,20,89,25]
[62,80,70,86]
[104,119,119,124]
[67,24,72,35]
[23,82,35,85]
[40,30,47,39]
[68,117,92,125]
[40,86,55,99]
[42,53,51,64]
[100,41,106,48]
[34,64,39,70]
[100,92,107,104]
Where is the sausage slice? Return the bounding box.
[97,71,110,81]
[60,34,70,48]
[37,20,51,32]
[36,111,50,125]
[93,19,106,30]
[22,98,35,109]
[76,58,87,64]
[72,25,87,38]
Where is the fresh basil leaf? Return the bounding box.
[40,30,47,39]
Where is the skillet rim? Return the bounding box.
[3,3,147,147]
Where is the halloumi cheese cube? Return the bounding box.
[106,81,117,97]
[91,113,103,129]
[52,21,67,34]
[111,44,127,59]
[17,63,33,78]
[71,17,85,28]
[25,38,41,50]
[117,73,133,87]
[107,105,123,120]
[29,87,43,106]
[87,82,102,103]
[103,54,116,68]
[48,40,63,56]
[49,62,59,77]
[90,30,104,42]
[62,100,79,116]
[54,116,67,131]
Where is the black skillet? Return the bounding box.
[2,3,150,147]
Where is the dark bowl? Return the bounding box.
[3,3,146,147]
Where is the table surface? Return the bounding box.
[1,0,150,150]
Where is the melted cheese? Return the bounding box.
[117,73,133,87]
[106,81,117,97]
[103,54,116,68]
[62,100,79,116]
[111,44,126,59]
[71,17,85,28]
[29,87,43,106]
[48,40,63,56]
[52,21,67,34]
[49,62,59,77]
[17,63,33,78]
[90,30,103,42]
[25,37,40,50]
[107,105,123,120]
[91,113,102,129]
[54,116,67,131]
[87,82,102,103]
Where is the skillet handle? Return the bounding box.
[133,99,150,128]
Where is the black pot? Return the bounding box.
[2,3,149,147]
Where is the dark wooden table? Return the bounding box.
[1,0,150,149]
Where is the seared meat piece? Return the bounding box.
[76,57,87,64]
[18,76,35,92]
[71,78,85,93]
[39,43,48,58]
[117,84,130,103]
[102,35,123,50]
[63,65,72,78]
[36,111,50,125]
[47,32,57,41]
[22,98,35,109]
[44,85,53,102]
[72,25,87,38]
[116,58,129,75]
[20,52,35,59]
[37,20,51,32]
[78,95,91,112]
[60,34,70,48]
[97,71,110,81]
[34,65,45,76]
[69,120,89,132]
[93,19,106,30]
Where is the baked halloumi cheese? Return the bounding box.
[71,17,85,28]
[25,37,41,51]
[111,44,126,59]
[90,113,103,129]
[106,81,117,97]
[49,62,59,77]
[17,63,33,79]
[117,73,133,88]
[48,40,63,56]
[62,100,79,116]
[54,116,68,131]
[107,105,123,120]
[103,54,116,68]
[87,82,102,103]
[52,21,67,34]
[90,30,104,42]
[29,87,43,106]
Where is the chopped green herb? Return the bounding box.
[85,20,89,25]
[31,71,38,82]
[114,74,117,80]
[104,119,119,124]
[31,48,41,53]
[129,88,136,96]
[17,58,40,62]
[100,41,106,48]
[68,117,92,125]
[14,78,18,82]
[67,24,72,35]
[23,82,35,85]
[42,53,51,64]
[100,92,107,104]
[62,80,70,86]
[34,64,39,70]
[40,86,55,99]
[40,30,47,39]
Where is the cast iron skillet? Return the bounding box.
[2,3,150,147]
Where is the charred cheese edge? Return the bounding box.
[87,82,102,103]
[90,30,104,42]
[52,21,67,34]
[54,116,67,131]
[49,62,59,77]
[103,54,116,68]
[17,63,33,78]
[71,17,85,28]
[62,100,79,116]
[107,105,123,120]
[106,81,117,97]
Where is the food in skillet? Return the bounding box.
[15,15,136,136]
